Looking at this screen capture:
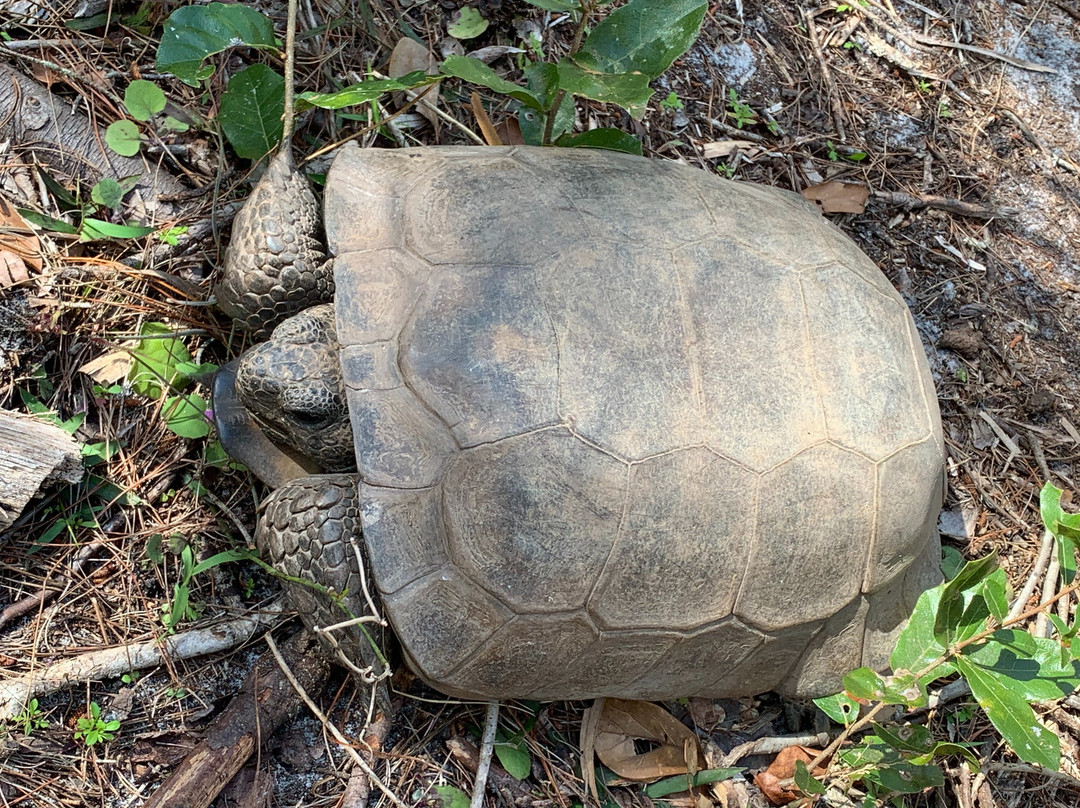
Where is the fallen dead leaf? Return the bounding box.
[471,92,501,146]
[494,117,526,146]
[592,698,706,782]
[0,251,30,288]
[801,180,869,214]
[79,351,132,385]
[701,140,759,160]
[0,195,43,271]
[388,37,440,127]
[754,745,826,806]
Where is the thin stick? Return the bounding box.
[263,634,407,808]
[471,702,500,808]
[282,0,299,143]
[1007,529,1055,621]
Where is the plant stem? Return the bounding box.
[541,0,595,146]
[282,0,299,143]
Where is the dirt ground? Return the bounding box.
[2,0,1080,806]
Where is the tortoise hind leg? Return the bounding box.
[257,473,391,685]
[216,149,335,337]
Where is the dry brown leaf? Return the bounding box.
[701,140,758,160]
[0,195,43,271]
[801,180,869,214]
[580,698,604,803]
[0,251,29,289]
[593,698,706,781]
[754,745,826,806]
[78,351,132,384]
[494,117,526,146]
[471,92,501,146]
[388,37,440,127]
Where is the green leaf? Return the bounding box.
[80,219,156,241]
[556,128,643,155]
[105,120,141,156]
[843,667,885,700]
[644,768,742,798]
[17,208,79,235]
[162,394,212,438]
[219,64,285,160]
[524,0,580,10]
[814,692,860,726]
[494,736,531,780]
[162,115,191,133]
[295,72,438,111]
[941,545,965,580]
[934,551,999,645]
[434,785,470,808]
[523,60,560,109]
[872,723,936,755]
[190,549,250,578]
[126,322,194,399]
[440,56,544,111]
[891,584,953,680]
[954,655,1060,769]
[91,178,125,209]
[447,7,489,39]
[156,2,279,86]
[962,630,1080,701]
[873,761,945,794]
[125,79,166,121]
[577,0,707,78]
[1041,482,1080,585]
[794,760,826,795]
[555,58,653,119]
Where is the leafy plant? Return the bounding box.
[156,0,708,157]
[158,541,251,629]
[725,88,756,129]
[12,699,48,735]
[15,169,154,242]
[803,481,1080,802]
[74,702,120,746]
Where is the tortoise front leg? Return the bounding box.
[257,474,391,686]
[216,149,335,337]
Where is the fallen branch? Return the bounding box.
[142,628,329,808]
[0,599,285,720]
[873,190,1011,220]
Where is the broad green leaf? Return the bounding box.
[219,64,285,159]
[873,761,945,794]
[524,0,580,10]
[524,60,560,110]
[80,219,155,241]
[794,760,826,795]
[555,59,653,119]
[17,208,79,235]
[955,655,1060,769]
[126,322,194,399]
[941,545,965,580]
[576,0,707,78]
[440,56,543,111]
[962,630,1080,701]
[814,692,860,726]
[434,785,470,808]
[447,7,488,39]
[982,568,1009,623]
[190,549,250,578]
[494,736,531,780]
[1041,483,1080,585]
[843,667,885,701]
[872,723,935,755]
[125,79,166,121]
[644,768,742,798]
[156,3,279,86]
[91,178,124,209]
[934,551,999,644]
[162,394,212,438]
[891,584,953,680]
[295,72,437,111]
[556,128,643,155]
[105,120,141,156]
[931,742,980,771]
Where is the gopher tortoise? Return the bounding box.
[213,143,944,701]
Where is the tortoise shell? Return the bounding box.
[322,144,943,700]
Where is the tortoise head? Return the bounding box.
[234,304,356,473]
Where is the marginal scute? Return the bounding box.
[444,427,627,613]
[333,250,428,346]
[737,444,875,631]
[716,622,823,697]
[340,342,402,391]
[359,483,450,595]
[780,596,868,698]
[385,569,512,682]
[402,264,560,446]
[589,448,756,630]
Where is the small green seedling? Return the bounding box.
[74,702,120,747]
[13,699,48,735]
[660,91,683,110]
[725,88,756,129]
[159,541,250,630]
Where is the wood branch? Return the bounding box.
[143,629,330,808]
[0,408,83,534]
[0,62,188,221]
[0,600,285,719]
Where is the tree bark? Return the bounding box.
[0,408,82,534]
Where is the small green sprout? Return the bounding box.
[74,702,120,746]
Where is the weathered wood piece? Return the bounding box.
[0,408,83,533]
[142,629,330,808]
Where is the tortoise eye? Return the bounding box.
[286,409,331,429]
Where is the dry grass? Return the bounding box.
[2,0,1080,806]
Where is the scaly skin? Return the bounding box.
[216,148,334,337]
